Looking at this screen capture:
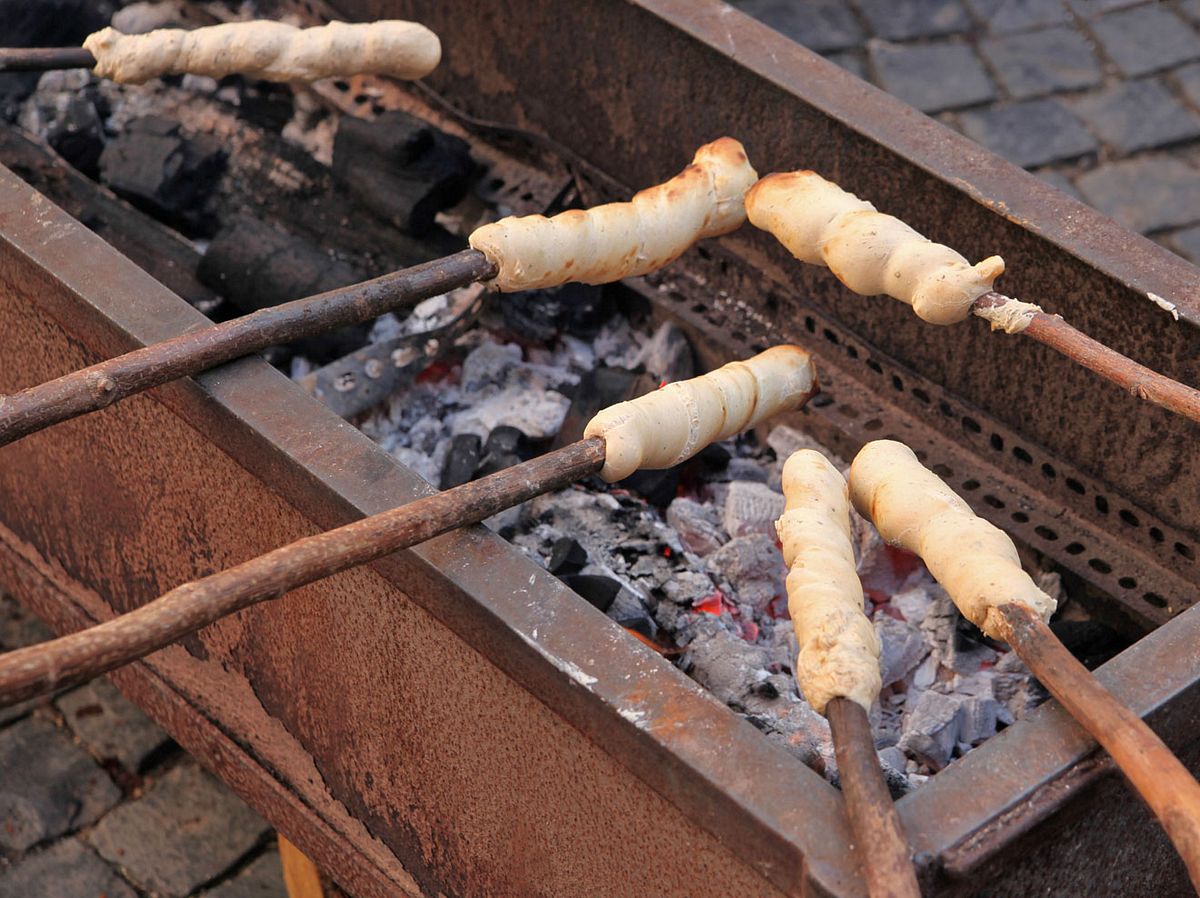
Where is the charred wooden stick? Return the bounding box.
[775,451,920,898]
[0,346,816,708]
[0,20,441,83]
[0,250,494,449]
[826,699,922,898]
[974,292,1200,424]
[0,137,757,449]
[746,171,1200,427]
[850,440,1200,891]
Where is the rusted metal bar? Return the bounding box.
[0,437,605,708]
[974,293,1200,426]
[0,47,96,73]
[995,602,1200,892]
[0,248,494,449]
[826,698,922,898]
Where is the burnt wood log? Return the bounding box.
[198,216,372,362]
[0,123,223,314]
[332,109,475,236]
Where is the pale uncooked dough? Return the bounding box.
[848,440,1056,639]
[974,296,1043,334]
[776,450,881,715]
[84,20,441,84]
[584,345,816,482]
[745,171,1005,325]
[469,138,758,292]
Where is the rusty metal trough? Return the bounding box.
[1,1,1198,895]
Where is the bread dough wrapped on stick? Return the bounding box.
[849,440,1056,639]
[469,138,758,292]
[776,451,881,714]
[83,19,441,84]
[745,171,1005,325]
[585,345,816,482]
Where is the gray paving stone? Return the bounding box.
[1089,6,1200,77]
[1069,78,1200,154]
[857,0,972,40]
[1067,0,1151,16]
[732,0,864,52]
[57,679,171,773]
[981,26,1102,99]
[0,716,120,855]
[1076,156,1200,232]
[1177,62,1200,108]
[88,763,270,898]
[827,50,868,80]
[1035,168,1083,199]
[960,98,1098,166]
[0,595,55,725]
[964,0,1071,33]
[869,40,997,112]
[1169,224,1200,261]
[203,849,287,898]
[0,837,137,898]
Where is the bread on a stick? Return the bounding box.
[776,450,881,714]
[470,138,758,292]
[848,440,1056,639]
[746,171,1004,325]
[585,345,816,482]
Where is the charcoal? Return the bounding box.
[706,535,785,611]
[620,467,680,507]
[548,537,588,575]
[722,458,769,483]
[682,625,772,704]
[553,366,644,447]
[875,616,928,687]
[722,480,786,539]
[98,116,226,236]
[899,690,964,770]
[499,284,609,342]
[635,321,695,383]
[609,585,657,639]
[1050,618,1130,670]
[333,110,476,236]
[461,342,522,391]
[891,586,933,626]
[484,425,525,457]
[40,94,105,178]
[920,590,998,674]
[448,385,570,440]
[559,574,622,613]
[440,433,482,489]
[198,216,369,361]
[666,497,727,556]
[0,0,114,119]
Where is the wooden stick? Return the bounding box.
[995,602,1200,892]
[278,835,326,898]
[0,47,96,72]
[0,249,495,449]
[0,437,605,708]
[826,698,922,898]
[973,292,1200,426]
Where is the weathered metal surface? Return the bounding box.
[1,0,1199,895]
[335,0,1199,625]
[0,166,858,898]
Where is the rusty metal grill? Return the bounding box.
[1,1,1198,897]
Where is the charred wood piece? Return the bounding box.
[332,110,476,237]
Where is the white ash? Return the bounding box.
[334,302,1057,792]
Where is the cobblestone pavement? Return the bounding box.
[0,595,288,898]
[730,0,1200,263]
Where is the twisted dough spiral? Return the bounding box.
[849,440,1056,639]
[469,138,758,292]
[746,171,1005,325]
[776,450,881,715]
[585,345,816,482]
[84,20,441,84]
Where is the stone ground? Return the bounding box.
[0,595,287,898]
[730,0,1200,261]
